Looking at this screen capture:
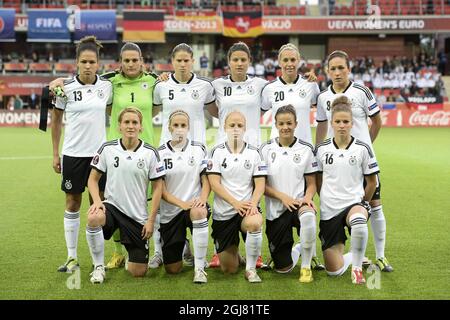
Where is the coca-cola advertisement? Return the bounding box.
[381,109,450,127]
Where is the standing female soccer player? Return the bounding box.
[260,105,318,283]
[86,107,164,283]
[51,36,113,273]
[207,111,267,282]
[316,50,393,272]
[50,42,160,270]
[261,43,323,270]
[157,110,211,283]
[153,43,216,146]
[316,96,378,284]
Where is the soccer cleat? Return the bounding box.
[245,269,262,283]
[208,254,220,268]
[148,253,163,269]
[256,255,264,269]
[193,268,208,284]
[351,267,366,285]
[90,265,106,284]
[57,257,79,273]
[362,256,372,269]
[299,268,314,283]
[106,252,125,270]
[376,257,394,272]
[311,256,325,270]
[260,258,273,271]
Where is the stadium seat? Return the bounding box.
[3,63,27,73]
[29,63,52,73]
[54,63,76,74]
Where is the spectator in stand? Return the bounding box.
[7,96,15,111]
[199,52,209,78]
[29,90,38,109]
[32,51,39,63]
[247,64,255,77]
[438,50,447,75]
[255,60,265,78]
[14,95,24,110]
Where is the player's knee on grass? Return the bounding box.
[164,261,183,274]
[219,249,239,274]
[127,262,148,277]
[190,206,207,221]
[323,245,345,274]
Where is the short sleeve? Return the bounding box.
[206,148,222,175]
[253,150,267,177]
[153,83,162,106]
[106,83,113,106]
[55,95,66,111]
[260,86,271,111]
[311,83,320,106]
[91,147,107,174]
[148,149,165,180]
[362,148,379,176]
[363,87,380,117]
[304,148,319,174]
[315,148,323,172]
[205,83,215,105]
[316,96,328,122]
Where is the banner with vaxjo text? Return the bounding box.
[27,9,70,42]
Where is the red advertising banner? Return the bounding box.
[0,76,51,95]
[0,110,49,127]
[381,109,450,127]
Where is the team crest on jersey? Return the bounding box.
[207,160,213,171]
[349,156,357,166]
[191,90,199,100]
[92,155,99,165]
[97,90,104,99]
[137,159,145,169]
[188,156,195,166]
[293,154,301,163]
[142,82,149,90]
[299,89,306,98]
[247,86,255,95]
[244,160,251,170]
[64,180,72,190]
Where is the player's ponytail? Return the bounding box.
[331,96,352,118]
[76,35,103,60]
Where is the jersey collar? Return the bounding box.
[171,72,195,84]
[229,75,248,83]
[276,137,297,148]
[119,138,142,152]
[279,75,299,85]
[225,141,246,154]
[332,136,354,150]
[330,81,352,94]
[76,74,98,86]
[167,139,190,152]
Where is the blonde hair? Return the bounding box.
[331,96,352,119]
[118,107,143,124]
[168,109,190,127]
[278,43,301,61]
[224,110,246,127]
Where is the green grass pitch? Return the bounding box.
[0,127,449,300]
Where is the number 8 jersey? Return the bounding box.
[315,137,379,221]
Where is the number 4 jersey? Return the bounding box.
[55,75,113,157]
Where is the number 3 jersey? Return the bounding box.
[91,139,165,225]
[206,143,267,221]
[315,137,379,221]
[55,75,113,157]
[260,138,318,221]
[157,140,208,224]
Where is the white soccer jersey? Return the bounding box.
[55,75,113,157]
[316,82,380,149]
[158,140,208,224]
[260,138,318,221]
[154,73,215,145]
[212,75,267,146]
[206,143,267,221]
[91,139,165,225]
[316,137,379,221]
[261,75,320,144]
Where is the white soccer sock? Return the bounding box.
[245,231,262,271]
[86,226,104,268]
[192,218,209,269]
[370,205,386,259]
[349,213,368,269]
[291,242,302,267]
[299,211,316,269]
[326,253,352,276]
[153,213,162,256]
[64,211,80,259]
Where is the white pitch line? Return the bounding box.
[0,156,52,160]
